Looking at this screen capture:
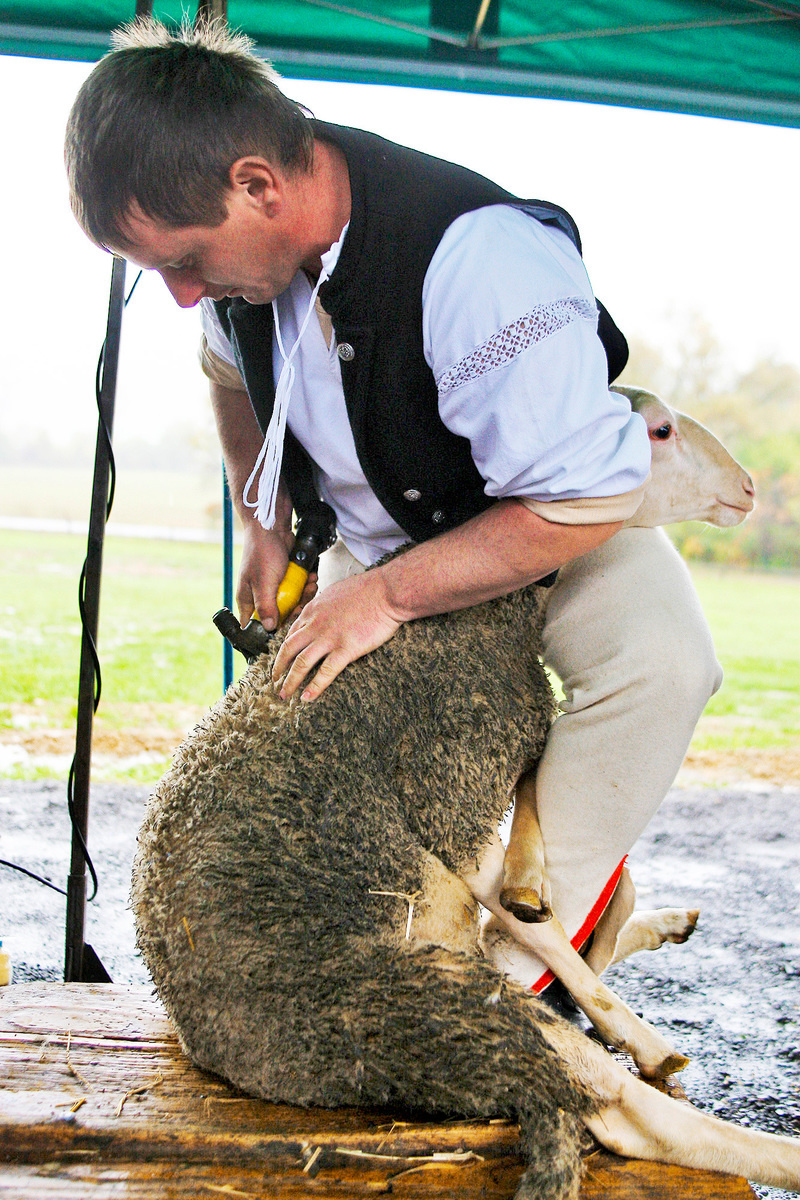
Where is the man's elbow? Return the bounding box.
[505,499,625,579]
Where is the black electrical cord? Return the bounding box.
[0,859,67,897]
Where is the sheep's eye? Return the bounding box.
[651,423,672,440]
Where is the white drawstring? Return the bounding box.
[243,269,329,529]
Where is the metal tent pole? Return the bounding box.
[64,255,127,983]
[196,0,228,23]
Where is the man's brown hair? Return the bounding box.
[65,17,314,250]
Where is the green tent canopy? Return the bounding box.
[1,0,799,127]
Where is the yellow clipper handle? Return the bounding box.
[276,561,309,622]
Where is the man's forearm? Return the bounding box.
[272,497,624,701]
[377,498,623,623]
[209,381,303,626]
[209,380,293,530]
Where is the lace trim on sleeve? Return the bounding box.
[437,296,597,397]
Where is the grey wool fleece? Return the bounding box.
[132,578,597,1200]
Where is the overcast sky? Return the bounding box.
[1,53,799,449]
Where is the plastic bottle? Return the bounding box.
[0,939,11,986]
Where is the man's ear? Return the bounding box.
[228,157,281,212]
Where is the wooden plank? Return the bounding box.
[0,983,169,1041]
[0,983,755,1199]
[0,1158,524,1198]
[581,1156,757,1199]
[0,1157,758,1199]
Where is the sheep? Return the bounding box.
[617,385,755,528]
[130,391,800,1198]
[497,385,755,933]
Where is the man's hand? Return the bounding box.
[272,570,403,702]
[209,380,320,630]
[237,519,318,631]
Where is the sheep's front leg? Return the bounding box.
[583,867,699,974]
[608,907,701,968]
[462,836,689,1080]
[581,865,637,974]
[499,770,553,923]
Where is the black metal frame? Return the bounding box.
[64,256,127,983]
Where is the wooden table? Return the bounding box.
[0,983,754,1198]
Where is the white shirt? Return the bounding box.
[201,204,649,565]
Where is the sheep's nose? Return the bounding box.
[743,474,755,499]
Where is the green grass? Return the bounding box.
[680,563,800,755]
[0,531,230,708]
[0,530,241,782]
[1,530,798,782]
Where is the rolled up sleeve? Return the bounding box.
[422,206,651,511]
[199,299,246,390]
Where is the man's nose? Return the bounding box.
[160,268,205,308]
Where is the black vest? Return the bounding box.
[215,122,628,545]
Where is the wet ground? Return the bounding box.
[1,778,798,1197]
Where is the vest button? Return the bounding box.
[403,488,422,502]
[431,510,446,525]
[336,342,355,362]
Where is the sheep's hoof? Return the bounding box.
[668,908,700,944]
[638,1050,691,1080]
[499,887,553,924]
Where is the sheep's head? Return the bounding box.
[612,386,755,529]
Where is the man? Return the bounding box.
[65,18,721,990]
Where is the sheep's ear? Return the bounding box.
[610,384,660,409]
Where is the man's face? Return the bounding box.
[113,186,305,309]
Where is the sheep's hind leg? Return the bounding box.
[464,836,689,1080]
[575,1038,800,1188]
[500,770,553,924]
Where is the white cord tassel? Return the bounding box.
[243,270,329,529]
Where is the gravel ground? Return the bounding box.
[1,778,798,1196]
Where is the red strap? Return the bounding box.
[531,857,627,994]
